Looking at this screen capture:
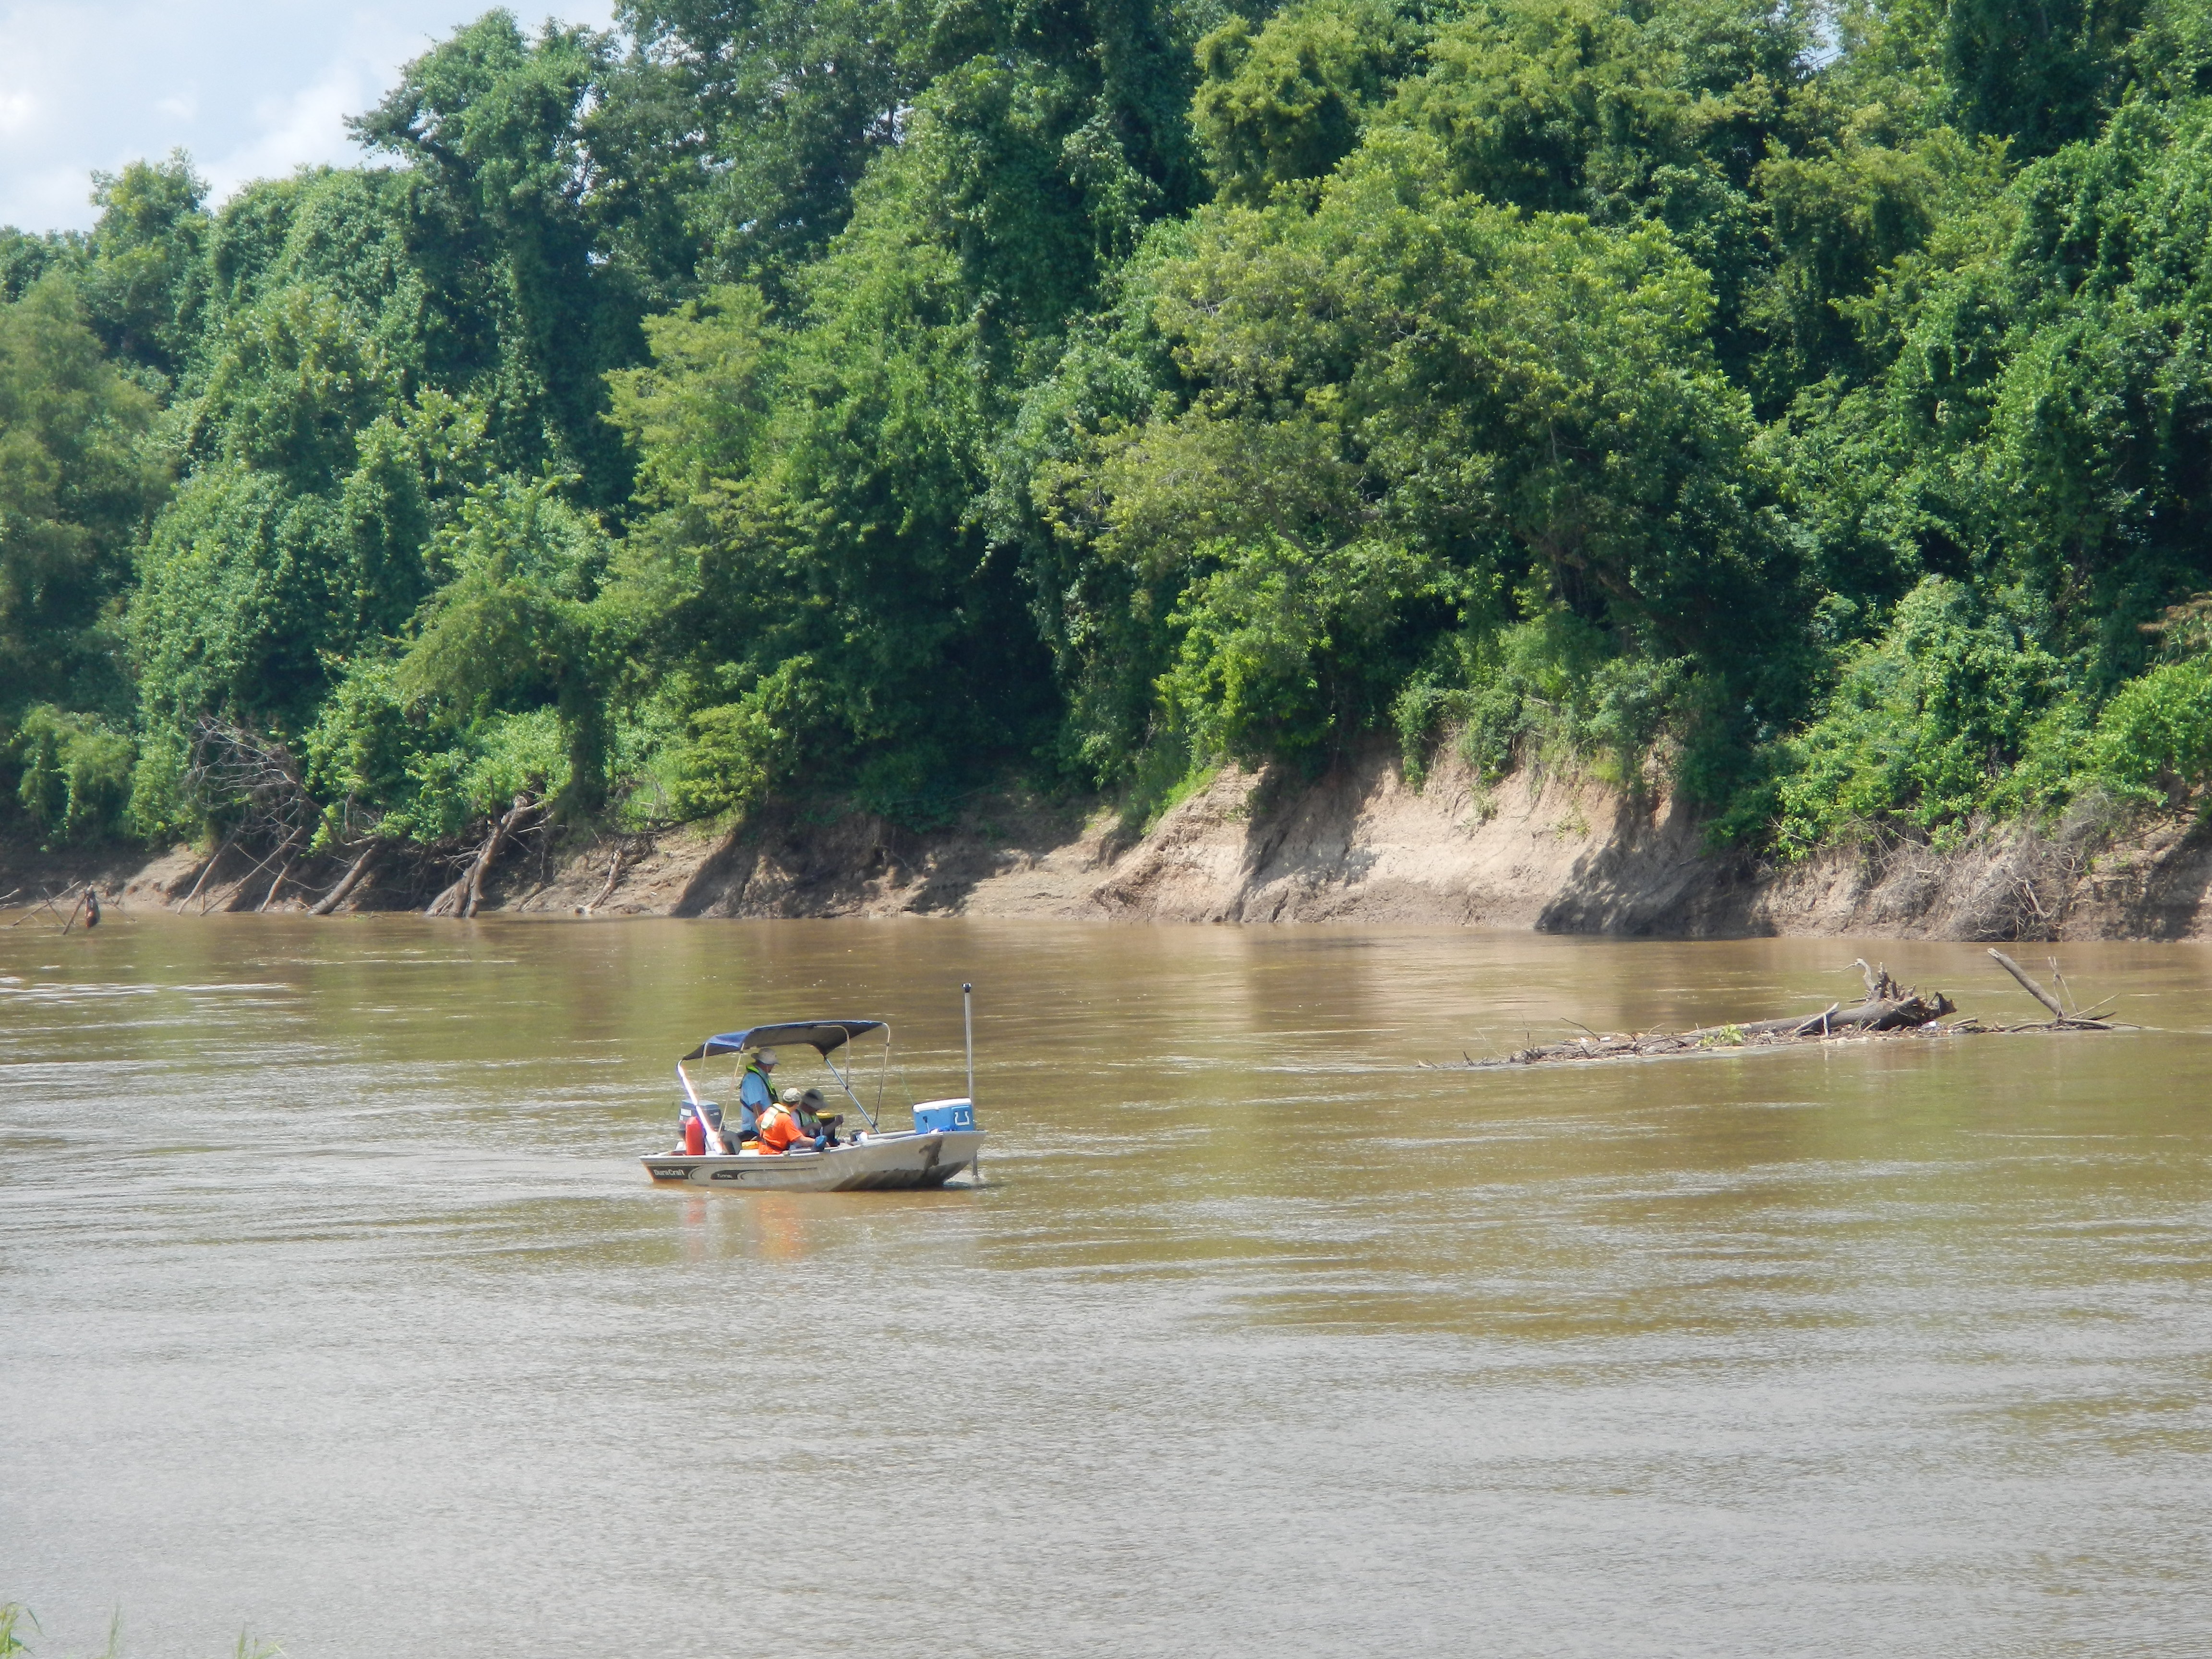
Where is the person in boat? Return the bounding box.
[783,1086,843,1147]
[754,1088,829,1156]
[733,1047,780,1145]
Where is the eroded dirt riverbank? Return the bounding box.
[30,739,2212,938]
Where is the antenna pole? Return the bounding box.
[962,983,974,1103]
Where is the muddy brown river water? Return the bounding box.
[4,916,2210,1657]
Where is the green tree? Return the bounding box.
[351,11,643,506]
[1944,0,2144,155]
[0,276,167,719]
[1024,131,1802,774]
[1192,0,1425,204]
[81,151,208,374]
[12,0,2211,871]
[1767,578,2067,852]
[1392,0,1816,346]
[604,150,1055,816]
[609,0,930,300]
[129,392,491,809]
[0,227,82,304]
[188,287,398,490]
[12,704,135,843]
[396,477,610,816]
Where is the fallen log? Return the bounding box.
[255,826,309,913]
[426,793,538,918]
[1449,948,2137,1070]
[1988,949,2064,1019]
[1985,949,2114,1029]
[60,888,94,936]
[467,794,538,917]
[583,843,627,914]
[309,839,384,916]
[173,833,235,913]
[201,833,298,914]
[6,888,60,928]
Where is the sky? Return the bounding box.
[0,1,613,234]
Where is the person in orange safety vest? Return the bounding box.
[754,1094,828,1155]
[783,1085,843,1146]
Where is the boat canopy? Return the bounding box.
[681,1020,886,1060]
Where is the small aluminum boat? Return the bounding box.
[643,1121,983,1190]
[642,1012,984,1192]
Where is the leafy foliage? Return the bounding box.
[1766,579,2068,853]
[0,276,165,720]
[12,704,135,843]
[1192,0,1425,203]
[6,0,2212,865]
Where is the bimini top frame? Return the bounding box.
[680,1020,885,1061]
[677,1019,890,1131]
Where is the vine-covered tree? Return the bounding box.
[3,0,2212,865]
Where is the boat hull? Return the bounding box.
[640,1129,984,1192]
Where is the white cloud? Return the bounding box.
[0,1,614,233]
[199,60,382,205]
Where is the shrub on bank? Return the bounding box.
[9,708,134,845]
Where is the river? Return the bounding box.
[3,916,2209,1657]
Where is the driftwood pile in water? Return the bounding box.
[1467,952,2112,1070]
[1981,949,2116,1030]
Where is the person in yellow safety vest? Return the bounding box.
[755,1091,828,1155]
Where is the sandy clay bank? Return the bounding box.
[72,740,2212,942]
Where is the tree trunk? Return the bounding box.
[255,827,309,913]
[585,843,627,914]
[427,794,537,918]
[174,834,234,913]
[310,840,384,916]
[1988,949,2067,1020]
[1485,976,1961,1068]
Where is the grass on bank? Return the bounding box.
[1,1602,276,1659]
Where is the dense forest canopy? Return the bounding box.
[5,0,2212,864]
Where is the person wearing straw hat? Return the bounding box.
[733,1046,779,1144]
